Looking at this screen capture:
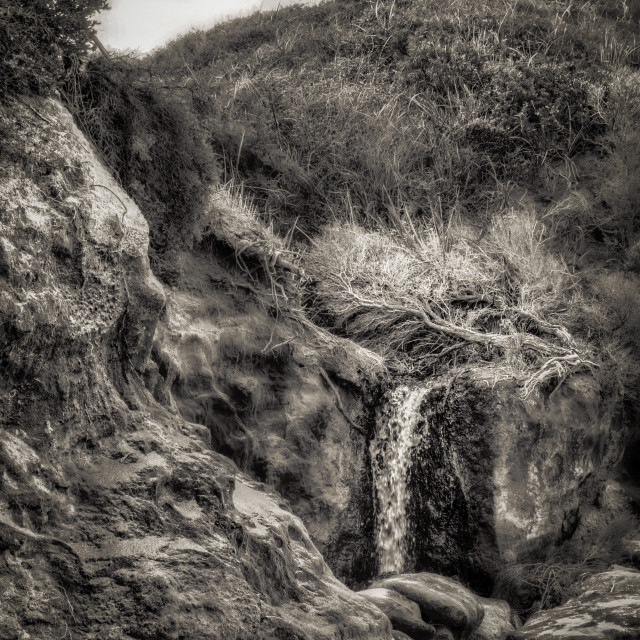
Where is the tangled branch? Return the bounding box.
[306,222,597,395]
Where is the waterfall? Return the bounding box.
[371,385,429,575]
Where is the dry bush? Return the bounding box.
[200,185,286,255]
[305,213,591,388]
[492,514,640,614]
[487,209,577,315]
[199,184,303,309]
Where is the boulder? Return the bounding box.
[374,573,484,638]
[394,632,416,640]
[472,598,518,639]
[434,625,455,639]
[516,566,640,639]
[359,587,436,639]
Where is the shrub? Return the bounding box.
[305,211,584,384]
[0,0,107,97]
[476,61,605,159]
[582,271,640,400]
[492,514,640,614]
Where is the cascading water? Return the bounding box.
[370,385,430,574]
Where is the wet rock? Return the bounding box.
[516,566,640,639]
[472,598,518,639]
[0,96,392,640]
[359,587,436,639]
[394,632,416,640]
[490,374,623,564]
[404,371,627,589]
[374,573,484,638]
[434,626,455,639]
[231,475,393,638]
[152,251,384,583]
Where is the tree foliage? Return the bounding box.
[0,0,108,97]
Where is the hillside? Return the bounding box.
[1,0,640,638]
[65,0,640,393]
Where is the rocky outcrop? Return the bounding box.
[0,96,391,640]
[399,369,627,586]
[373,573,485,639]
[358,587,437,639]
[515,566,640,639]
[147,244,385,583]
[488,374,625,563]
[472,598,519,640]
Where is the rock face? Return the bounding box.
[358,587,437,639]
[373,573,484,639]
[516,566,640,639]
[488,374,625,564]
[472,598,519,640]
[400,370,626,585]
[0,97,391,640]
[148,246,385,583]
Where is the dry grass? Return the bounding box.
[199,183,304,311]
[49,0,638,399]
[305,211,593,390]
[493,514,640,614]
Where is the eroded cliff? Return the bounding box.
[0,96,391,640]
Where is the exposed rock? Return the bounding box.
[434,627,455,639]
[394,632,416,640]
[489,374,624,564]
[472,598,518,639]
[0,96,392,640]
[516,566,640,639]
[359,587,437,639]
[150,247,385,583]
[373,573,484,638]
[231,475,393,639]
[403,370,626,586]
[567,479,636,557]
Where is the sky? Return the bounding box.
[96,0,307,53]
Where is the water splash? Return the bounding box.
[370,385,429,574]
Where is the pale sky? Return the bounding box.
[96,0,309,53]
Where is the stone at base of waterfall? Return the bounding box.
[515,565,640,639]
[373,573,484,639]
[471,598,519,639]
[358,588,437,639]
[434,625,455,639]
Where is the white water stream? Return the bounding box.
[370,385,430,574]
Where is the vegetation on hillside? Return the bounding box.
[63,57,216,282]
[140,0,639,399]
[5,0,638,396]
[0,0,108,96]
[4,0,640,616]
